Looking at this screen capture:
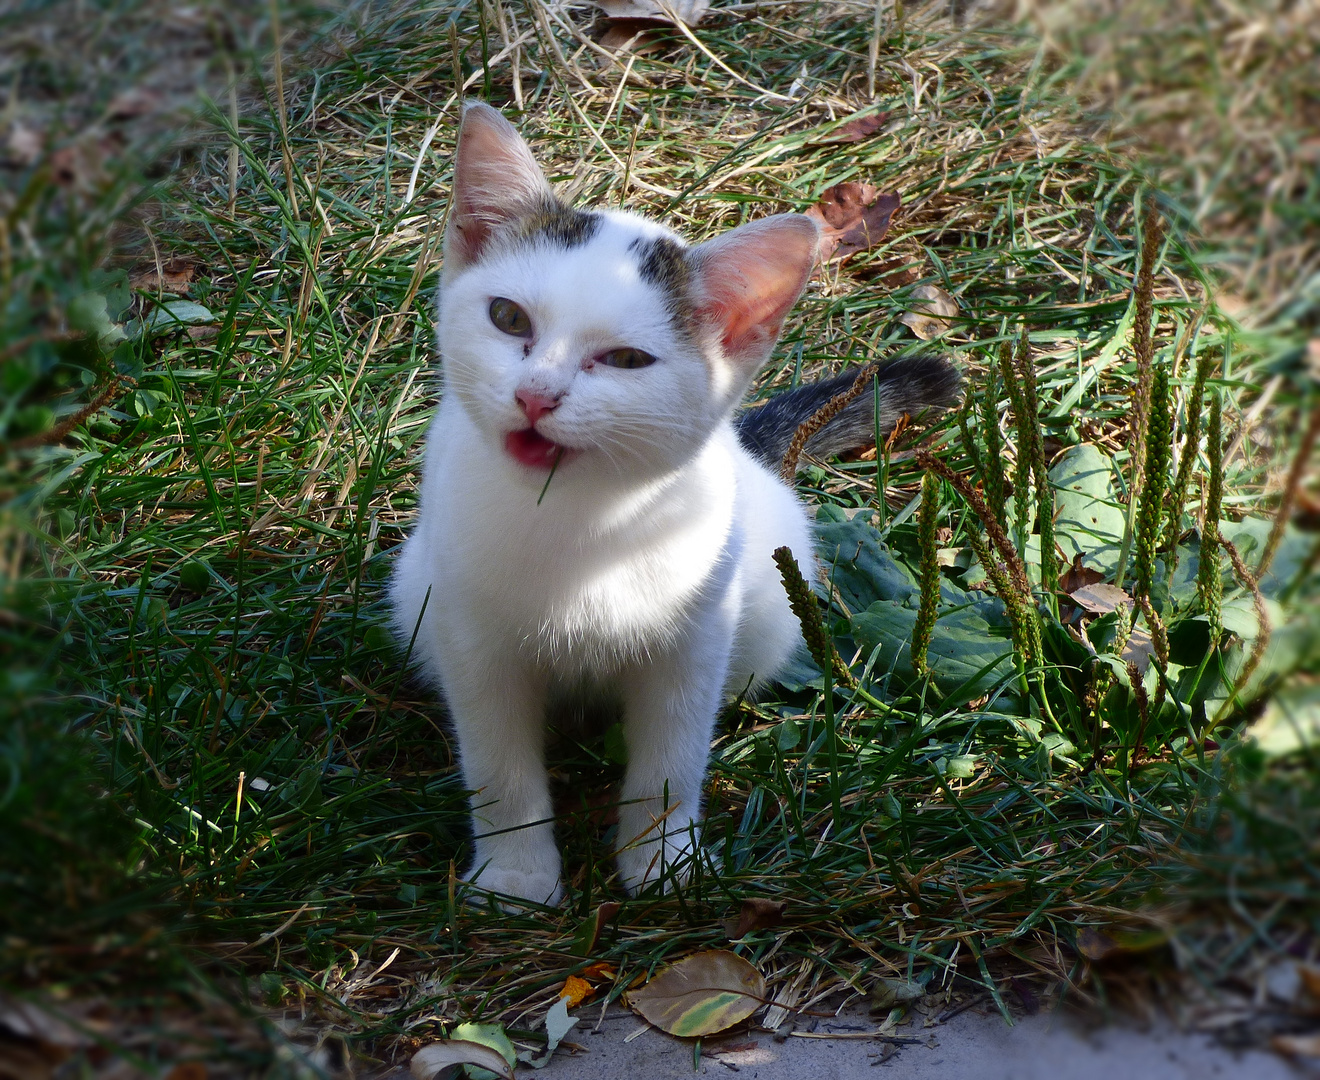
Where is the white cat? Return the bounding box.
[390,101,958,905]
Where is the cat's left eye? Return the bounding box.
[599,347,657,369]
[489,297,532,337]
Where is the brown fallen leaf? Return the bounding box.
[1060,554,1105,595]
[1301,964,1320,1001]
[0,1039,66,1080]
[898,284,959,340]
[627,950,765,1037]
[806,111,889,146]
[164,1064,207,1080]
[599,20,669,52]
[1271,1034,1320,1058]
[131,257,197,295]
[805,182,900,262]
[106,87,165,122]
[724,897,786,939]
[1120,626,1154,671]
[1070,583,1133,615]
[870,977,924,1011]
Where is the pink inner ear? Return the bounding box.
[447,103,551,268]
[692,215,819,366]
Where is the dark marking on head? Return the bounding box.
[634,236,693,325]
[514,197,601,250]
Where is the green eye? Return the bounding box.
[599,347,658,369]
[489,297,532,337]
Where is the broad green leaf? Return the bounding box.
[851,599,1014,696]
[127,300,217,339]
[178,560,210,594]
[627,950,765,1037]
[68,290,127,346]
[411,1038,514,1080]
[815,509,919,612]
[1249,685,1320,759]
[1050,444,1126,575]
[450,1023,517,1080]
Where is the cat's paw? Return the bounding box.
[466,865,564,908]
[615,829,703,896]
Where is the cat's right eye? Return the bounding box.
[489,297,532,337]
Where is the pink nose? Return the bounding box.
[516,389,561,426]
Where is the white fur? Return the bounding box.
[391,115,817,905]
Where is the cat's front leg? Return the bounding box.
[444,657,563,906]
[615,644,728,895]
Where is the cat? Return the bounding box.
[389,101,960,906]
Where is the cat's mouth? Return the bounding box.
[505,427,575,470]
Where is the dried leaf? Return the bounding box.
[1076,926,1118,961]
[1076,925,1166,962]
[0,1039,64,1080]
[724,898,786,939]
[599,21,668,52]
[805,182,900,262]
[870,978,924,1011]
[410,1039,515,1080]
[627,950,765,1037]
[1070,583,1133,615]
[1301,965,1320,1001]
[131,258,197,295]
[572,900,620,956]
[106,87,165,121]
[807,111,889,146]
[1120,627,1154,671]
[898,285,959,340]
[593,0,710,23]
[6,122,42,167]
[559,976,592,1008]
[581,961,617,980]
[1060,555,1106,594]
[164,1065,207,1080]
[1271,1034,1320,1058]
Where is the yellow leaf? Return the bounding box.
[626,950,765,1038]
[580,962,616,981]
[560,976,592,1008]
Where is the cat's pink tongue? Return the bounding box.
[505,428,566,470]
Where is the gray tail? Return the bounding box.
[735,356,962,471]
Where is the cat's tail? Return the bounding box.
[735,356,962,472]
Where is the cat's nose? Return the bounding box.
[515,388,561,426]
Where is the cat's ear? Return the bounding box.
[688,214,819,371]
[445,101,553,271]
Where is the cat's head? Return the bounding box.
[437,101,818,482]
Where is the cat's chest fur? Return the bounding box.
[413,396,746,673]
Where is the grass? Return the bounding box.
[2,0,1317,1073]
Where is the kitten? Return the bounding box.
[390,101,959,905]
